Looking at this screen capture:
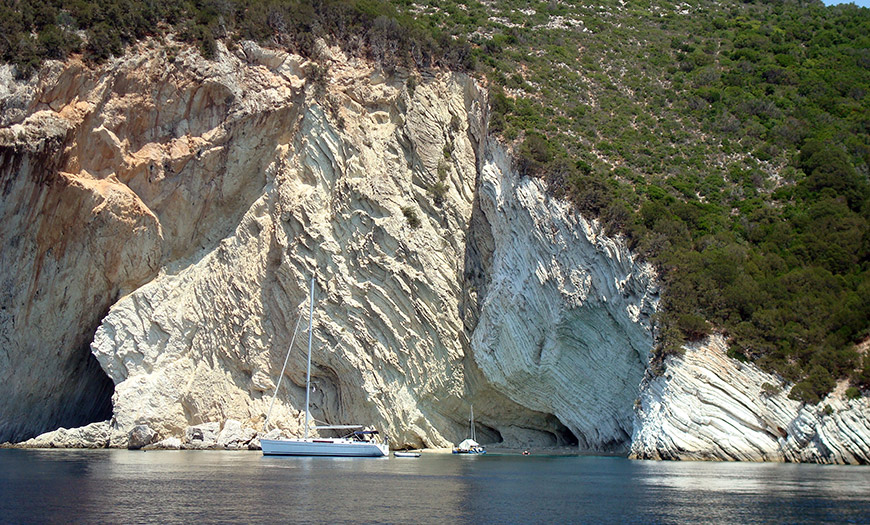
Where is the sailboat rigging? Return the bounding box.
[452,405,486,454]
[260,276,389,457]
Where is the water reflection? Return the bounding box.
[1,450,868,524]
[633,459,870,524]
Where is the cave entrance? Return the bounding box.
[65,346,115,428]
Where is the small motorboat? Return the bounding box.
[394,451,421,458]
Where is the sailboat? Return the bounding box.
[260,277,389,457]
[452,405,486,454]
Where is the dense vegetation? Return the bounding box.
[2,0,868,403]
[0,0,472,77]
[458,0,870,404]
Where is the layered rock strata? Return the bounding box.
[83,43,504,449]
[82,39,659,451]
[631,335,870,464]
[468,145,658,451]
[2,40,867,462]
[1,39,657,451]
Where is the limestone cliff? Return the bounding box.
[0,40,609,449]
[1,40,867,462]
[631,336,870,464]
[80,39,655,451]
[467,145,657,451]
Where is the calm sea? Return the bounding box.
[1,449,868,524]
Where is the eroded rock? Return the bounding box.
[2,40,866,462]
[217,419,258,449]
[631,335,870,464]
[128,424,157,450]
[183,422,221,449]
[16,421,111,448]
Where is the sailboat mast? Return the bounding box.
[304,276,314,440]
[471,405,475,442]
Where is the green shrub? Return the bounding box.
[516,133,554,176]
[788,365,836,405]
[84,22,122,64]
[401,206,421,229]
[443,141,453,159]
[676,314,709,342]
[853,355,870,390]
[310,64,329,88]
[38,25,78,60]
[428,180,448,205]
[428,162,449,206]
[761,382,781,397]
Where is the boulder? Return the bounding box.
[127,425,157,450]
[217,419,258,449]
[184,422,221,449]
[145,437,183,450]
[18,421,111,448]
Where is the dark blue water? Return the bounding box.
[1,450,868,524]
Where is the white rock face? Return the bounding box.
[217,419,258,449]
[16,421,111,448]
[82,43,489,449]
[147,437,182,450]
[2,41,866,462]
[184,422,221,449]
[469,144,658,451]
[128,424,157,450]
[80,39,659,450]
[631,335,870,463]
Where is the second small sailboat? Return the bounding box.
[452,405,486,454]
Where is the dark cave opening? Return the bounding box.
[559,426,580,448]
[36,341,115,441]
[2,342,115,444]
[65,346,116,428]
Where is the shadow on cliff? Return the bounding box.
[0,135,119,442]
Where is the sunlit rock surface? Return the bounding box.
[2,40,866,462]
[631,335,870,464]
[14,421,112,449]
[468,145,658,451]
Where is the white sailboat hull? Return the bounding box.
[261,438,388,457]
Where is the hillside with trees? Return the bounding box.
[2,0,868,404]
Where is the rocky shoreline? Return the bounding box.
[1,419,269,450]
[3,419,462,452]
[631,336,870,465]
